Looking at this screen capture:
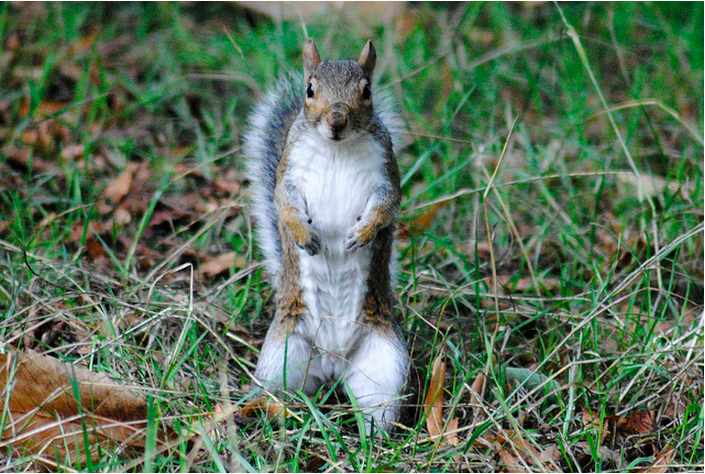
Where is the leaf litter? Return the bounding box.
[0,351,178,468]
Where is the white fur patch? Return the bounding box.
[287,131,386,369]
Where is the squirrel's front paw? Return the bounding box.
[345,225,373,252]
[302,231,321,256]
[289,221,321,256]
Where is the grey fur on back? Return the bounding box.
[243,74,405,288]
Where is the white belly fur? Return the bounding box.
[287,132,386,379]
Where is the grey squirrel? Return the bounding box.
[244,38,408,434]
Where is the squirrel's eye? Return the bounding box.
[362,83,371,101]
[306,83,314,99]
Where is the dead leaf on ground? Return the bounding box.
[493,430,562,473]
[582,407,610,444]
[633,445,675,473]
[101,162,140,204]
[239,397,288,419]
[59,144,86,162]
[424,351,446,439]
[617,410,655,436]
[85,235,106,261]
[469,371,487,422]
[498,447,526,473]
[0,350,176,467]
[199,251,242,278]
[423,350,459,458]
[398,202,446,239]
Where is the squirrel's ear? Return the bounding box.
[358,40,376,77]
[303,38,321,82]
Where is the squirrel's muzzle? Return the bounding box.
[327,103,350,140]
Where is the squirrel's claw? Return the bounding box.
[344,229,369,253]
[302,232,321,255]
[344,237,359,252]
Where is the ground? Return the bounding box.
[0,2,702,472]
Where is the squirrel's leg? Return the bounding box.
[345,225,408,434]
[344,327,408,434]
[254,317,321,395]
[254,218,322,395]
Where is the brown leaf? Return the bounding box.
[446,417,461,463]
[633,445,675,473]
[199,252,238,278]
[469,371,487,406]
[498,447,527,473]
[424,351,446,439]
[495,431,562,472]
[102,162,140,204]
[398,202,446,239]
[59,144,86,161]
[239,397,288,419]
[215,177,241,195]
[446,417,459,446]
[414,202,445,231]
[85,236,106,261]
[617,410,655,436]
[469,370,488,426]
[0,351,174,466]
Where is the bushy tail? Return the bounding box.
[244,78,303,287]
[374,88,407,156]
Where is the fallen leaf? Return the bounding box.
[85,236,106,261]
[446,417,461,463]
[424,351,446,439]
[398,202,446,239]
[199,252,238,278]
[102,162,140,204]
[498,447,527,473]
[113,206,132,225]
[494,430,562,472]
[422,349,460,460]
[633,445,675,473]
[469,371,487,405]
[215,177,241,195]
[446,417,459,446]
[60,144,86,161]
[19,100,71,118]
[414,202,445,231]
[469,371,487,423]
[617,410,655,436]
[239,397,288,419]
[0,350,175,467]
[581,407,610,444]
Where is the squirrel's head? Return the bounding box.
[302,39,377,142]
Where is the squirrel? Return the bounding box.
[243,38,408,434]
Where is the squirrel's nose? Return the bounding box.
[327,104,349,138]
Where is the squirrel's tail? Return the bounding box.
[373,88,407,155]
[244,78,303,287]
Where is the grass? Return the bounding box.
[0,2,702,472]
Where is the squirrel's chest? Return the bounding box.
[285,134,385,355]
[287,135,385,238]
